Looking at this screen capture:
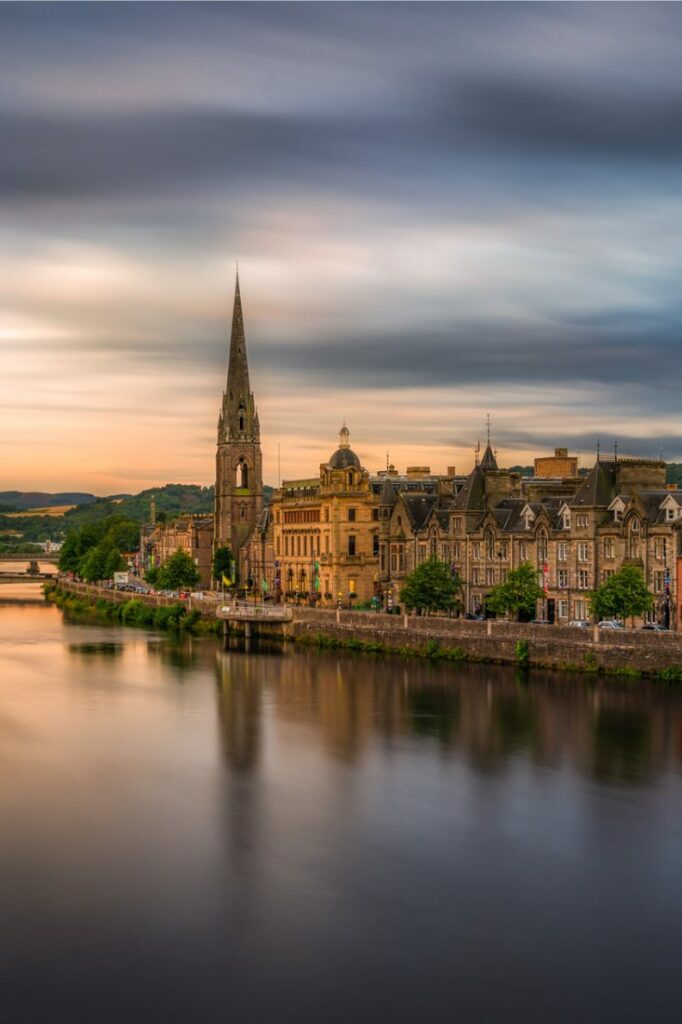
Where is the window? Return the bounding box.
[372,508,379,521]
[236,460,248,488]
[324,534,330,554]
[603,569,614,582]
[558,569,568,589]
[453,517,462,532]
[486,530,495,559]
[576,514,588,529]
[558,542,567,563]
[441,544,449,563]
[276,538,280,556]
[471,542,481,560]
[418,544,427,565]
[631,518,640,533]
[324,508,330,523]
[604,538,615,559]
[486,567,495,587]
[399,547,405,572]
[562,512,570,530]
[654,571,665,593]
[390,547,397,572]
[614,508,623,522]
[348,508,356,522]
[453,542,462,562]
[519,541,528,562]
[666,506,677,521]
[348,535,356,557]
[537,533,548,563]
[578,543,589,563]
[372,535,379,557]
[471,568,481,586]
[654,539,667,560]
[296,536,300,556]
[578,570,589,590]
[380,545,386,570]
[574,599,586,620]
[499,541,509,560]
[558,599,569,619]
[303,535,307,557]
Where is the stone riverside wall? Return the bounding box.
[56,581,217,618]
[55,582,682,675]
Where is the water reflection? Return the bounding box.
[214,644,682,785]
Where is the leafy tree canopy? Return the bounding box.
[589,564,653,623]
[399,558,460,613]
[58,514,139,576]
[486,562,544,620]
[212,546,235,582]
[156,549,200,591]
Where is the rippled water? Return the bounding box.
[1,590,681,1022]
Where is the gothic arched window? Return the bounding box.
[236,460,248,488]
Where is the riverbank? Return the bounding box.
[48,580,682,679]
[45,583,220,635]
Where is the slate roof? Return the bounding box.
[452,465,486,511]
[480,444,498,472]
[401,494,438,531]
[570,461,618,508]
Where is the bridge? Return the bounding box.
[0,571,56,584]
[0,552,59,563]
[216,603,293,638]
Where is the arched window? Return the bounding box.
[485,528,495,560]
[236,459,248,488]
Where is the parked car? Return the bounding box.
[598,620,625,630]
[465,613,484,621]
[568,619,590,628]
[640,623,669,632]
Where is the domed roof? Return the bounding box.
[328,424,361,470]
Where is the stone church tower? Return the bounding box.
[214,272,263,560]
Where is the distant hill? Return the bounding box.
[0,491,97,510]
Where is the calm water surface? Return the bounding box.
[1,590,681,1022]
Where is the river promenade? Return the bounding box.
[52,580,682,677]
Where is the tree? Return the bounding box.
[399,558,460,614]
[212,546,234,582]
[486,562,544,621]
[79,540,123,582]
[157,549,200,590]
[589,564,653,625]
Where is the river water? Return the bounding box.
[2,588,681,1022]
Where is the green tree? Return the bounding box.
[486,562,544,621]
[589,564,653,625]
[212,546,234,582]
[399,558,460,614]
[157,549,200,591]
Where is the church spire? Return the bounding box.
[222,269,258,441]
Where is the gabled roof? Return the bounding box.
[452,465,486,511]
[570,461,618,508]
[401,494,438,531]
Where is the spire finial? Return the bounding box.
[386,450,390,470]
[486,413,491,447]
[614,440,619,463]
[475,438,480,466]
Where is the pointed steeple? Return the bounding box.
[480,413,498,472]
[221,269,258,441]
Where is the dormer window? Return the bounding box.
[561,511,570,530]
[666,506,677,521]
[614,509,622,522]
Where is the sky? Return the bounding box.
[2,1,682,494]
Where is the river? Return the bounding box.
[1,587,681,1022]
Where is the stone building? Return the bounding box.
[143,514,214,589]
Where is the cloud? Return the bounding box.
[2,2,682,489]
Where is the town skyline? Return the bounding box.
[3,3,682,492]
